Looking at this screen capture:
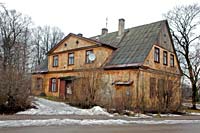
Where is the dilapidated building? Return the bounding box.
[32,19,182,112]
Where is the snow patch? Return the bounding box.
[17,97,112,116]
[1,119,200,128]
[182,103,200,109]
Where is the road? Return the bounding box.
[1,123,200,133]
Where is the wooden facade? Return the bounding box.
[32,20,182,112]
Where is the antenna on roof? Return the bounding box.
[106,17,108,28]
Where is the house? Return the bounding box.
[32,19,182,112]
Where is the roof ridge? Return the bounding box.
[90,20,167,38]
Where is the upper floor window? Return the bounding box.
[170,54,174,67]
[53,55,58,67]
[154,47,160,63]
[49,78,57,92]
[68,53,74,65]
[86,50,93,64]
[163,51,168,65]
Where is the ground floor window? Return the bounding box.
[36,78,43,90]
[49,78,58,92]
[66,81,73,95]
[66,86,72,94]
[150,77,156,98]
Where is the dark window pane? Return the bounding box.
[154,47,160,63]
[68,53,74,65]
[86,50,93,64]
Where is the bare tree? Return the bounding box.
[30,26,64,69]
[0,5,32,113]
[164,4,200,109]
[0,6,32,71]
[71,69,109,108]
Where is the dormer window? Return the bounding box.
[86,50,93,64]
[163,51,168,65]
[154,47,160,63]
[53,55,58,67]
[68,52,74,65]
[170,54,174,67]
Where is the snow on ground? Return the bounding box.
[17,97,112,116]
[1,119,200,128]
[182,103,200,109]
[150,114,181,117]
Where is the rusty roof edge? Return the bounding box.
[104,62,143,69]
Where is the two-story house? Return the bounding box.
[32,19,182,112]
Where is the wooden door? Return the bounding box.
[59,80,66,99]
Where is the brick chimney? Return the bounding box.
[101,28,108,35]
[77,33,83,37]
[118,18,125,36]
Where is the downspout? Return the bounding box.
[136,69,140,112]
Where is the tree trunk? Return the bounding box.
[191,83,197,109]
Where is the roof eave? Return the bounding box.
[104,63,143,70]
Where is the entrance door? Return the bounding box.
[65,81,73,99]
[59,80,66,99]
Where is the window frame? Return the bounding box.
[154,47,160,63]
[163,51,168,65]
[51,78,57,92]
[170,54,174,67]
[85,49,94,64]
[36,78,43,90]
[150,77,156,98]
[52,55,59,67]
[68,52,74,65]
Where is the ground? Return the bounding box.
[0,97,200,132]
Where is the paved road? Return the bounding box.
[1,123,200,133]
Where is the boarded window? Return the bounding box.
[168,80,173,97]
[36,78,43,90]
[150,78,156,98]
[158,79,165,98]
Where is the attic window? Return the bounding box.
[154,47,160,63]
[64,43,67,47]
[76,40,79,44]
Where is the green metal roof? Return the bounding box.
[91,20,165,68]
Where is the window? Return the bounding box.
[163,51,168,65]
[68,53,74,65]
[36,78,43,90]
[53,55,58,67]
[150,78,156,98]
[170,54,174,67]
[86,50,93,64]
[66,86,72,94]
[49,78,57,92]
[154,47,160,63]
[158,79,165,99]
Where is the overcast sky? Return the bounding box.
[1,0,200,37]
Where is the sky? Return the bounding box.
[1,0,200,37]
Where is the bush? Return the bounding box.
[0,69,32,114]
